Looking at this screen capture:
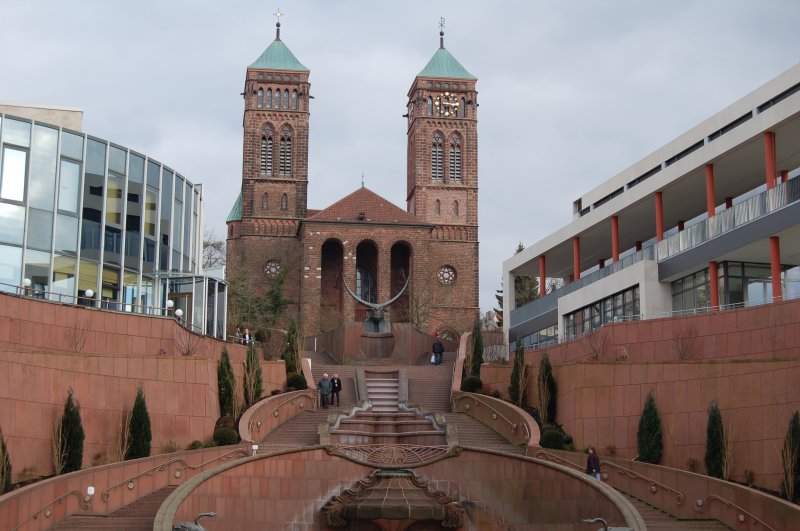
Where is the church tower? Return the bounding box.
[406,28,480,332]
[227,19,310,312]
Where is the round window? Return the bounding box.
[264,260,281,278]
[437,265,456,285]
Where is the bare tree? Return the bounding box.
[113,409,132,463]
[722,419,735,481]
[582,328,611,361]
[673,321,697,360]
[202,229,226,270]
[68,313,91,353]
[175,326,203,357]
[51,415,66,475]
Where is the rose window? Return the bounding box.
[437,265,456,285]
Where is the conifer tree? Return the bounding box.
[0,424,11,494]
[705,400,725,479]
[127,386,152,460]
[509,339,524,405]
[637,391,663,464]
[282,318,300,375]
[60,388,85,473]
[470,320,483,378]
[244,344,263,407]
[780,411,800,502]
[217,347,235,418]
[537,353,557,424]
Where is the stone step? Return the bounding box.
[50,486,176,531]
[624,495,731,530]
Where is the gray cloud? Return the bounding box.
[1,0,797,314]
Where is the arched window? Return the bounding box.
[427,97,433,116]
[291,90,298,110]
[266,88,273,108]
[275,89,281,109]
[279,126,292,176]
[280,193,288,211]
[449,134,462,182]
[257,88,263,108]
[431,133,443,181]
[260,126,274,175]
[283,89,289,109]
[453,200,459,216]
[434,199,441,215]
[460,98,466,118]
[262,192,269,210]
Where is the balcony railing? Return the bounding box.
[657,177,800,260]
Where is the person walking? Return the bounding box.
[318,373,332,409]
[330,373,342,407]
[586,447,601,480]
[432,333,445,366]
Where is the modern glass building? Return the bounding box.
[0,111,227,338]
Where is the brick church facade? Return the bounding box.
[226,24,479,338]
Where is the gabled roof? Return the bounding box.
[307,186,424,225]
[249,38,309,72]
[226,192,242,222]
[418,47,476,80]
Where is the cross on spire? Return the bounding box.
[274,8,283,40]
[438,17,445,48]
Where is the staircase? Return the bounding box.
[305,351,358,406]
[50,486,177,530]
[407,351,455,411]
[365,372,400,412]
[625,495,731,530]
[443,413,525,454]
[257,408,340,452]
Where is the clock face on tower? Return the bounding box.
[434,92,460,117]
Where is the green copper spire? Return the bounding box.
[417,28,476,80]
[249,19,309,72]
[226,192,242,222]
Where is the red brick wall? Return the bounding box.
[0,293,286,483]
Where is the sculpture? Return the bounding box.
[344,276,409,333]
[173,511,217,531]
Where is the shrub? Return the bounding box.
[60,388,85,473]
[461,376,483,393]
[705,400,724,479]
[127,386,152,460]
[186,440,203,451]
[217,347,236,418]
[243,344,263,407]
[271,389,282,396]
[508,339,524,405]
[282,318,301,374]
[539,429,567,450]
[286,372,308,390]
[490,390,502,399]
[161,440,179,454]
[538,353,557,424]
[470,320,484,378]
[0,424,11,495]
[780,411,800,502]
[213,427,239,446]
[637,391,663,464]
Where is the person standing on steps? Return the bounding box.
[432,333,445,366]
[318,373,332,409]
[586,447,601,480]
[330,373,342,407]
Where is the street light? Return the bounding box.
[175,309,184,319]
[166,300,174,309]
[22,278,31,288]
[85,289,94,299]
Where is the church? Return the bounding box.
[226,21,479,339]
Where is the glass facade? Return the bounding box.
[0,113,226,338]
[564,285,640,340]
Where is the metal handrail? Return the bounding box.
[530,449,685,506]
[11,489,92,531]
[693,494,775,530]
[100,447,248,502]
[452,393,531,442]
[247,392,317,437]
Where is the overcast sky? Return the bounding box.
[1,1,797,313]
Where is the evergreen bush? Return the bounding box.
[186,440,203,451]
[217,347,236,418]
[470,320,484,378]
[127,386,152,460]
[705,399,725,479]
[460,376,483,393]
[213,427,239,445]
[508,339,524,405]
[636,391,663,464]
[780,411,800,502]
[0,424,11,494]
[539,429,567,450]
[286,372,308,390]
[282,319,300,374]
[60,388,85,473]
[243,344,263,407]
[538,353,557,424]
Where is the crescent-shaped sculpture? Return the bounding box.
[343,275,410,332]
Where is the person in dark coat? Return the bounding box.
[330,373,342,406]
[586,447,601,480]
[432,333,445,365]
[318,373,332,409]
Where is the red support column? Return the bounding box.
[764,131,777,190]
[781,170,789,183]
[655,191,664,241]
[611,215,619,263]
[539,255,546,297]
[709,261,719,310]
[573,237,581,280]
[771,236,782,301]
[705,164,716,217]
